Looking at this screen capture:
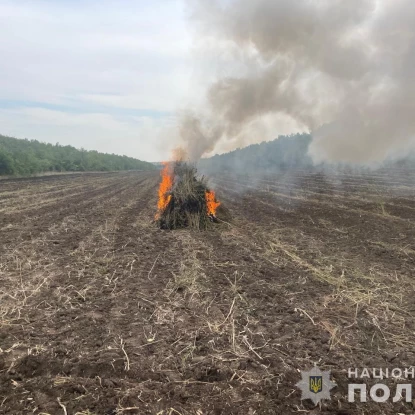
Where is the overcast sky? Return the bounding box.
[5,1,410,165]
[0,0,199,161]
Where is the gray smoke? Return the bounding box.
[180,0,415,163]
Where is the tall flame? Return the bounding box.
[156,162,173,219]
[205,190,220,216]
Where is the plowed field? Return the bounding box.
[1,169,415,414]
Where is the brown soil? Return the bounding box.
[1,168,415,414]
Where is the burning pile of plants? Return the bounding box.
[155,161,221,230]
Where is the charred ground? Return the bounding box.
[0,168,415,414]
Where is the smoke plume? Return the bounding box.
[180,0,415,164]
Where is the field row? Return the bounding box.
[1,170,414,414]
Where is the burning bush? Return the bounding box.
[155,161,221,230]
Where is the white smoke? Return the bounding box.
[180,0,415,164]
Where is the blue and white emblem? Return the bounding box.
[296,366,336,405]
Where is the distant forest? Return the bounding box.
[0,134,156,176]
[198,133,415,175]
[198,133,313,174]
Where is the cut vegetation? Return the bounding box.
[156,161,221,230]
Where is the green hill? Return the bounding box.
[198,133,415,174]
[198,133,313,174]
[0,134,156,176]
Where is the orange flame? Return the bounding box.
[156,162,173,219]
[205,190,220,216]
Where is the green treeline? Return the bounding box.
[198,133,415,174]
[0,134,156,176]
[198,133,313,174]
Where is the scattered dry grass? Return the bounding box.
[1,169,415,414]
[259,227,415,351]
